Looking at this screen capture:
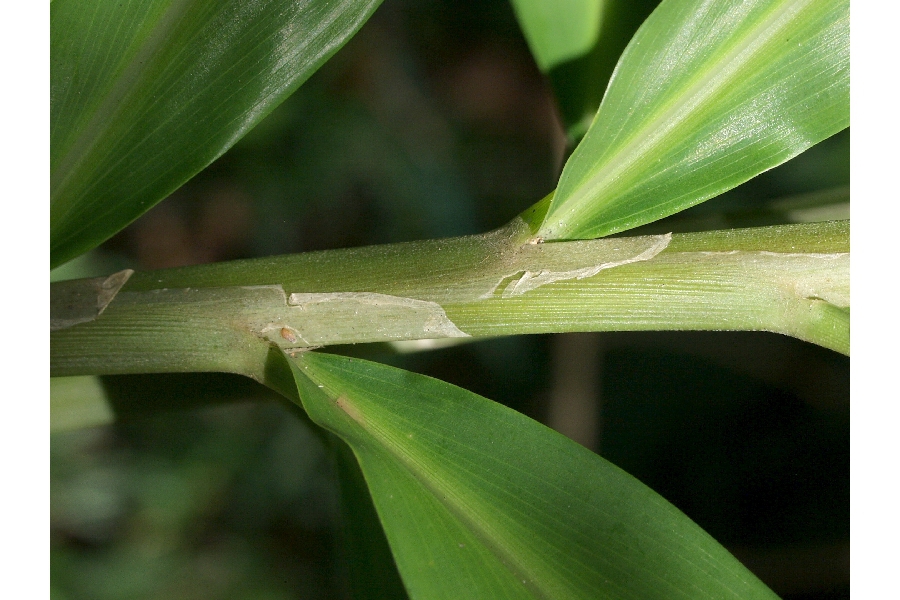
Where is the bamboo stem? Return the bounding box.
[51,220,849,384]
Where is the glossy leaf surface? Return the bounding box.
[287,351,779,599]
[50,0,382,268]
[539,0,849,240]
[509,0,604,71]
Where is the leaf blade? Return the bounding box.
[287,352,780,599]
[539,0,849,240]
[50,0,382,268]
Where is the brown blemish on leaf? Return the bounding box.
[334,394,365,425]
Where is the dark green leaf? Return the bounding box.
[286,351,779,599]
[50,0,382,268]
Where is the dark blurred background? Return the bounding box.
[50,0,849,598]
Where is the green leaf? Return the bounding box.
[286,351,779,599]
[330,436,410,600]
[50,0,382,268]
[509,0,604,72]
[538,0,849,241]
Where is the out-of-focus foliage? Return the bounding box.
[51,399,340,599]
[509,0,603,71]
[511,0,659,142]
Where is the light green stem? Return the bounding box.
[51,219,849,387]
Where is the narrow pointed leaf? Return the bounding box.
[286,351,778,599]
[538,0,849,240]
[50,0,382,268]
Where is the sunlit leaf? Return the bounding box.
[50,0,382,268]
[538,0,849,240]
[286,351,779,599]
